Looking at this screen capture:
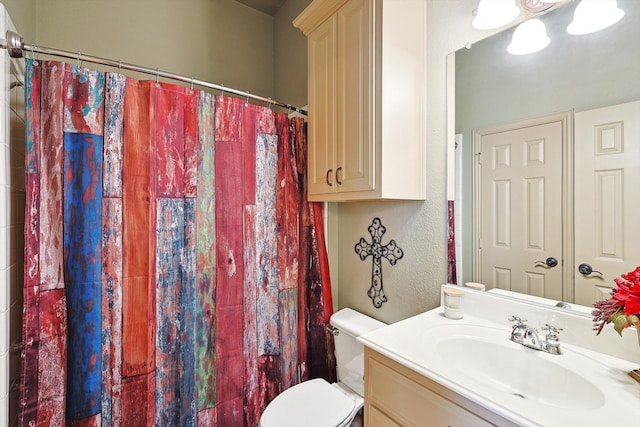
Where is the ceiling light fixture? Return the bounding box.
[471,0,626,55]
[472,0,521,30]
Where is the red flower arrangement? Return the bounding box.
[593,266,640,335]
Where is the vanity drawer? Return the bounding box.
[364,348,515,427]
[367,405,402,427]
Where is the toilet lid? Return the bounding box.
[261,378,357,427]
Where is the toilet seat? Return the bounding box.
[260,378,361,427]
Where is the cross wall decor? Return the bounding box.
[355,217,403,308]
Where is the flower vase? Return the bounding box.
[630,321,640,384]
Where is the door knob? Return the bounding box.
[535,257,558,268]
[578,263,603,276]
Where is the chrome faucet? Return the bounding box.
[509,316,562,355]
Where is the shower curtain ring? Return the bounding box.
[245,91,250,106]
[190,77,194,93]
[267,97,273,110]
[76,51,81,68]
[155,68,160,87]
[118,60,122,72]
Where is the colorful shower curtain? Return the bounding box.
[20,58,335,427]
[447,200,457,284]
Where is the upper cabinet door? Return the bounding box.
[336,0,373,194]
[295,0,427,202]
[307,16,337,195]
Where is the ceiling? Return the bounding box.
[234,0,288,16]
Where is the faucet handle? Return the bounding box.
[508,315,527,325]
[542,324,563,354]
[508,316,528,344]
[542,324,563,343]
[542,324,563,335]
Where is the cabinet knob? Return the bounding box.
[326,169,333,186]
[336,166,343,186]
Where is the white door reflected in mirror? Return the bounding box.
[474,113,565,301]
[574,100,640,306]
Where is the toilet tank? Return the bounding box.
[329,308,386,397]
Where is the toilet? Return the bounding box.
[259,308,386,427]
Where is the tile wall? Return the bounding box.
[0,5,25,426]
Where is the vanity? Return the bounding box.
[364,348,515,426]
[358,285,640,426]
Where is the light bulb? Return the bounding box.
[472,0,521,30]
[567,0,624,35]
[507,18,551,55]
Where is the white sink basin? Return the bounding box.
[358,290,640,427]
[430,325,605,410]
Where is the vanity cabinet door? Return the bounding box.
[364,348,517,427]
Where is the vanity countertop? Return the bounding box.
[358,288,640,427]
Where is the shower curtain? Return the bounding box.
[20,59,335,427]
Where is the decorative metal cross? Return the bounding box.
[355,217,404,308]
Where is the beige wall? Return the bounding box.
[34,0,275,99]
[2,0,314,109]
[273,0,310,108]
[2,0,36,41]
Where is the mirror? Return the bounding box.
[452,0,640,309]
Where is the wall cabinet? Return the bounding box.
[294,0,427,201]
[364,348,519,426]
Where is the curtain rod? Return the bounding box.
[0,30,307,116]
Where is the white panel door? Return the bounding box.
[477,121,564,300]
[574,100,640,306]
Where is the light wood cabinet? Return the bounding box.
[364,347,519,426]
[294,0,427,201]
